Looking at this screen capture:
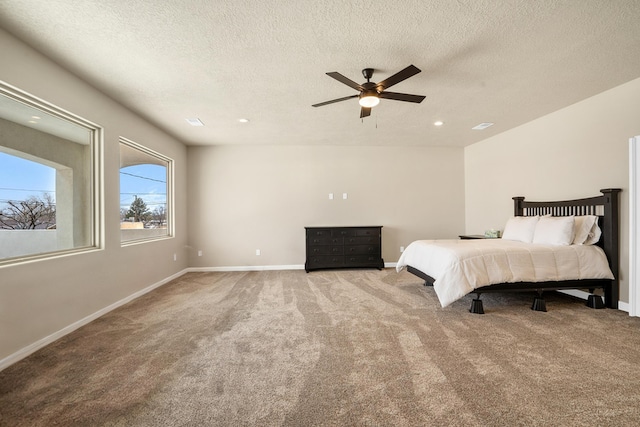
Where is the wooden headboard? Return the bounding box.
[512,188,621,308]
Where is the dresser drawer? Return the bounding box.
[345,236,378,245]
[345,245,379,255]
[307,245,343,255]
[345,255,381,265]
[306,255,345,268]
[356,228,380,237]
[307,229,332,238]
[307,234,344,246]
[332,228,357,237]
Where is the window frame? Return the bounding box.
[119,136,174,246]
[0,80,104,267]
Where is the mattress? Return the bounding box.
[396,239,614,307]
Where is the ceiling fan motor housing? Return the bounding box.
[360,81,378,97]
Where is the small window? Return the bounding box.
[119,137,173,244]
[0,81,102,266]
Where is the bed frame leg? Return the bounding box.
[586,294,605,309]
[531,292,547,312]
[469,295,484,314]
[423,281,433,287]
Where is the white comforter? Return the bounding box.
[396,239,614,307]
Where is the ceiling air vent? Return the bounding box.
[472,122,494,130]
[186,118,204,126]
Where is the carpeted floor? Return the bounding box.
[2,269,640,426]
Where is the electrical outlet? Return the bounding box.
[198,250,202,257]
[343,193,348,199]
[256,249,261,256]
[173,253,177,261]
[400,246,405,253]
[329,193,334,200]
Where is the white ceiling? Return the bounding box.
[1,0,639,147]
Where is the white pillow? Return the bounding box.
[583,224,602,245]
[502,216,540,243]
[573,215,597,245]
[574,215,601,245]
[532,216,575,245]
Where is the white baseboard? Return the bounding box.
[0,268,189,372]
[187,264,305,272]
[619,301,630,313]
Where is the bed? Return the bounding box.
[396,189,621,313]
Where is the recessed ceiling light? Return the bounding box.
[434,121,444,126]
[238,118,250,123]
[472,122,494,130]
[186,118,204,126]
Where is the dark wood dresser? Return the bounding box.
[305,226,384,272]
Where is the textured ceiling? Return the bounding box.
[0,0,639,147]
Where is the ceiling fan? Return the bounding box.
[312,65,426,118]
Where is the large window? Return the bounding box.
[0,81,102,265]
[119,137,173,244]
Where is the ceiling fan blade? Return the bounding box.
[376,65,421,90]
[378,91,426,103]
[312,94,359,107]
[326,72,365,91]
[360,107,371,118]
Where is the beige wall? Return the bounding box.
[187,145,465,268]
[0,29,188,362]
[465,77,640,303]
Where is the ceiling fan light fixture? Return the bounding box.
[359,92,380,108]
